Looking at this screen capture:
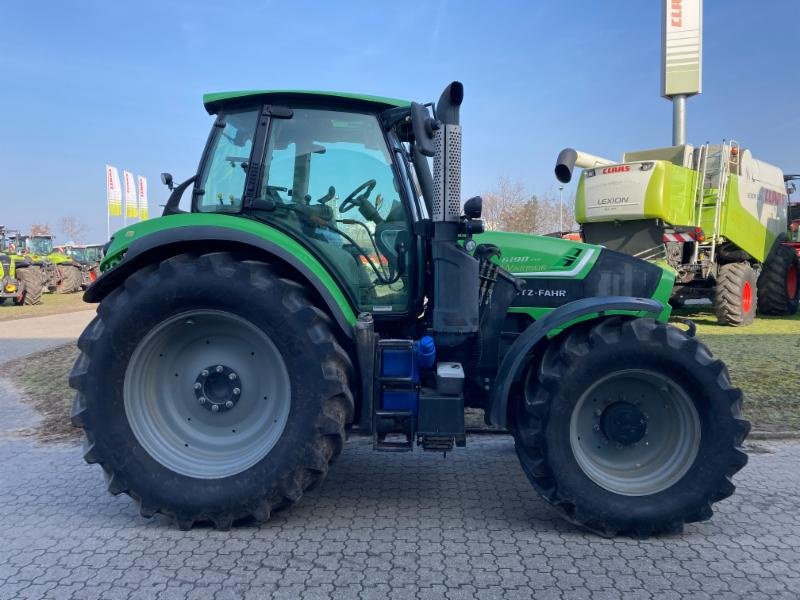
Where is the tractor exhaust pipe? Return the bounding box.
[555,148,616,184]
[429,81,479,342]
[432,81,464,223]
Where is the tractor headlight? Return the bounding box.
[5,283,17,293]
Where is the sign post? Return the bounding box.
[661,0,703,145]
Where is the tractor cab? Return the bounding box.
[162,92,432,317]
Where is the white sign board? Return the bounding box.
[137,175,149,220]
[124,170,138,218]
[661,0,703,97]
[106,165,122,216]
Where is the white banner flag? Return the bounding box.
[124,170,138,218]
[106,165,122,217]
[137,175,149,220]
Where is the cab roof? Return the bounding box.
[202,89,411,114]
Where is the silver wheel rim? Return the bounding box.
[124,309,291,479]
[569,369,701,496]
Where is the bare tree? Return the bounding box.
[481,177,576,235]
[30,223,52,236]
[58,216,89,243]
[480,177,527,231]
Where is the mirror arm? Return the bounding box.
[162,175,198,216]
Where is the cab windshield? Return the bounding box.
[69,247,87,262]
[27,237,52,255]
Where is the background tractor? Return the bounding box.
[70,82,748,537]
[0,227,42,305]
[10,233,83,294]
[58,243,106,289]
[555,144,800,326]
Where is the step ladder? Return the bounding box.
[373,339,417,452]
[692,140,739,271]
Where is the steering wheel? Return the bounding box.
[339,179,376,213]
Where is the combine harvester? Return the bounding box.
[555,143,798,326]
[555,0,799,326]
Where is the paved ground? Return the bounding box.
[0,310,94,363]
[1,316,800,599]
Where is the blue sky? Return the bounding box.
[1,0,798,242]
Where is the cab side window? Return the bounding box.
[258,108,411,313]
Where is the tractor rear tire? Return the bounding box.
[714,262,757,326]
[69,252,354,530]
[757,244,800,316]
[14,266,42,306]
[55,265,82,294]
[513,317,749,537]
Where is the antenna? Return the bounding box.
[661,0,703,145]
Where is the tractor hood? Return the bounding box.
[476,231,674,313]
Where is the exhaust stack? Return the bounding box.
[428,81,479,342]
[432,82,464,223]
[555,148,616,184]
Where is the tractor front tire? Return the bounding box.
[14,266,42,306]
[55,265,82,294]
[70,252,354,530]
[757,243,800,316]
[714,262,757,326]
[513,317,749,537]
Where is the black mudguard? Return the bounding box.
[487,296,663,428]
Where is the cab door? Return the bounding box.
[253,106,415,316]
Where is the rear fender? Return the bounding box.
[487,296,663,428]
[84,225,358,338]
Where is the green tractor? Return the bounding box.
[0,228,42,305]
[59,243,105,289]
[71,83,748,536]
[13,233,83,294]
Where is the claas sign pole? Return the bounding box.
[662,0,703,145]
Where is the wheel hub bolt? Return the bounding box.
[216,365,224,373]
[194,382,202,390]
[225,401,234,409]
[201,369,209,377]
[198,397,206,404]
[211,404,220,412]
[233,388,241,395]
[228,372,237,380]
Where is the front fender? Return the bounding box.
[85,220,358,338]
[487,296,663,428]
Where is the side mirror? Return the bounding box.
[410,102,437,157]
[463,196,482,219]
[160,172,174,191]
